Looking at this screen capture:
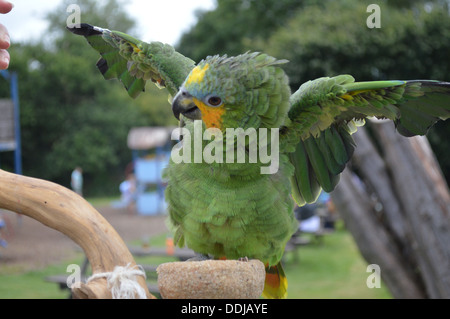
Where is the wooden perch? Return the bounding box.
[0,169,154,299]
[157,259,266,299]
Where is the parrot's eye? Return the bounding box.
[206,96,222,107]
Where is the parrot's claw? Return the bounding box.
[238,257,249,262]
[187,253,211,261]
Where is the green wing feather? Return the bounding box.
[286,75,450,205]
[67,23,195,98]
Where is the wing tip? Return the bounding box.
[96,58,109,76]
[66,23,103,36]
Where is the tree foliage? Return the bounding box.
[177,0,306,62]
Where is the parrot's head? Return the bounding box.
[172,52,291,132]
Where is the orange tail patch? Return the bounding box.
[262,262,288,299]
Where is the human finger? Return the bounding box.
[0,49,10,69]
[0,1,13,14]
[0,24,10,50]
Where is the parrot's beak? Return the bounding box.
[172,89,202,120]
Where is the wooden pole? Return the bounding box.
[372,122,450,298]
[0,169,155,299]
[331,123,450,298]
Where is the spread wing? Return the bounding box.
[285,75,450,205]
[67,23,196,98]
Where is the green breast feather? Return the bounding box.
[163,120,297,266]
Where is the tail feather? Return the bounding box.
[262,262,288,299]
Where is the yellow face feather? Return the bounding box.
[186,64,210,85]
[193,97,225,129]
[184,63,228,129]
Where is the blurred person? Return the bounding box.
[0,1,13,70]
[0,216,7,247]
[71,167,83,196]
[295,203,321,233]
[120,173,137,214]
[0,212,11,248]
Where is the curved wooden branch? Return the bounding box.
[0,169,155,299]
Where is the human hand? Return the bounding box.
[0,1,13,70]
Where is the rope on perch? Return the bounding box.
[86,263,147,299]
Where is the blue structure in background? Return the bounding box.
[127,127,174,216]
[0,70,21,175]
[134,154,170,215]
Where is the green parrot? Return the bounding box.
[69,24,450,299]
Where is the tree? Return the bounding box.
[176,0,306,62]
[331,122,450,298]
[263,1,450,88]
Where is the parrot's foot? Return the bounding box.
[238,257,249,262]
[187,253,211,261]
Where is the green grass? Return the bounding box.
[283,226,391,299]
[84,196,120,207]
[0,253,86,299]
[0,225,391,299]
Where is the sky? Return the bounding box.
[2,0,216,46]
